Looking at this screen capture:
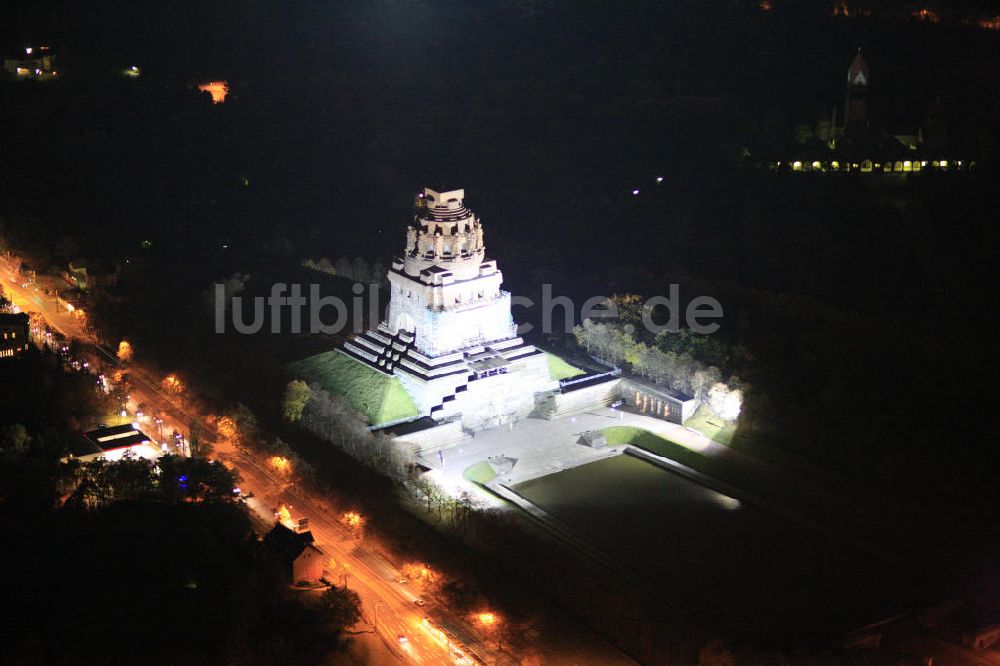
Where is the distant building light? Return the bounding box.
[25,47,33,55]
[131,65,138,71]
[831,161,839,169]
[939,160,948,168]
[197,80,229,104]
[811,161,821,169]
[631,189,640,195]
[656,176,664,183]
[792,161,802,171]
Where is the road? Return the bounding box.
[1,252,505,666]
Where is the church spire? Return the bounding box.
[844,49,869,136]
[847,48,868,87]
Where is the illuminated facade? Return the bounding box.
[0,313,30,359]
[343,187,555,428]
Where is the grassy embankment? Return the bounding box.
[288,351,418,425]
[544,352,585,380]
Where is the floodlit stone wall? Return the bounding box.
[386,285,515,357]
[543,377,623,419]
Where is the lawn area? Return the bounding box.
[463,460,497,485]
[288,351,418,425]
[684,404,736,445]
[545,352,585,380]
[600,425,761,495]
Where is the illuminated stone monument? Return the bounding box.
[342,187,555,428]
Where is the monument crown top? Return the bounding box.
[423,187,465,209]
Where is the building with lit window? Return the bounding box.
[2,46,57,81]
[342,187,555,429]
[769,50,973,174]
[0,313,30,359]
[63,424,160,463]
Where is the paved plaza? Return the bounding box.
[416,406,725,493]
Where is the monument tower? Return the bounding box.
[342,187,554,427]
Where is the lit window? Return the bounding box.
[792,161,802,171]
[812,161,821,170]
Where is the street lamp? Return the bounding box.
[342,511,365,539]
[474,611,503,651]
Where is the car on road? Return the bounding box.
[397,635,408,645]
[414,598,426,607]
[610,399,625,408]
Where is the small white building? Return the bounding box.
[343,187,556,430]
[63,424,160,463]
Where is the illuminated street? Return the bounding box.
[1,251,505,666]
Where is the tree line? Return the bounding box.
[287,380,413,482]
[573,318,745,420]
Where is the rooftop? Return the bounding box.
[263,523,322,561]
[81,424,153,453]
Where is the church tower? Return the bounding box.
[342,187,555,428]
[844,49,869,136]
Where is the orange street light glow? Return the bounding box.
[270,456,291,473]
[117,340,133,363]
[198,81,229,104]
[163,374,185,395]
[476,612,497,626]
[342,511,364,528]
